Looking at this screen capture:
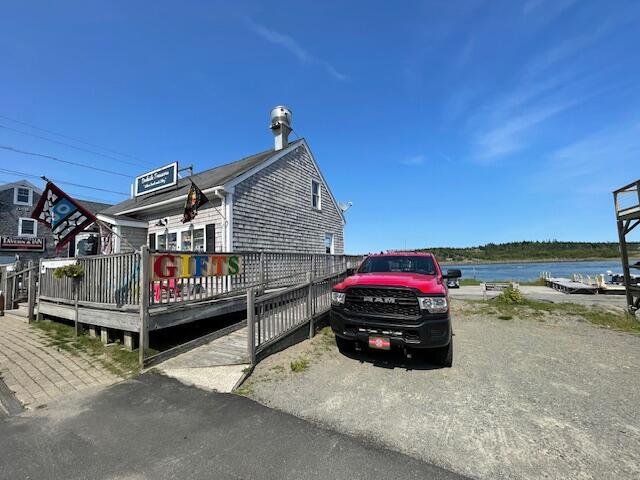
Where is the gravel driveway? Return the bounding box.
[244,301,640,480]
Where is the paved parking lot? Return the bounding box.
[245,300,640,480]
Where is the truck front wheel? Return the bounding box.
[433,338,453,368]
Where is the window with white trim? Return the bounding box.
[324,233,334,254]
[311,180,321,210]
[14,187,32,206]
[18,218,37,237]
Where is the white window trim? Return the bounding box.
[311,179,322,211]
[18,217,37,237]
[324,233,335,254]
[154,224,208,252]
[14,187,33,206]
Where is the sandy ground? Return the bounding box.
[243,300,640,480]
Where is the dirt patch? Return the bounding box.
[240,300,640,480]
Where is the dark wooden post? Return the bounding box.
[307,272,314,339]
[73,278,80,337]
[258,252,265,294]
[247,287,256,366]
[27,261,36,323]
[35,259,43,321]
[139,246,150,368]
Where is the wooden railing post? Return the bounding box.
[259,252,265,293]
[138,246,150,368]
[27,261,36,323]
[307,272,314,339]
[247,287,256,366]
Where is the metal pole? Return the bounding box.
[138,246,150,368]
[247,287,256,366]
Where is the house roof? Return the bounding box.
[79,199,113,215]
[100,140,304,216]
[0,179,42,194]
[0,179,112,213]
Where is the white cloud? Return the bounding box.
[244,18,348,81]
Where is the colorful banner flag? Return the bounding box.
[31,182,97,251]
[182,181,209,223]
[99,223,113,255]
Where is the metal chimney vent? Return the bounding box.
[270,106,292,150]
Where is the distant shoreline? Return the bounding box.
[438,257,629,266]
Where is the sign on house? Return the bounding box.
[151,253,243,280]
[134,162,178,197]
[0,236,45,251]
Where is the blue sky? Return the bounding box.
[1,0,639,253]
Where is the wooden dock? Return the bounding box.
[544,277,599,294]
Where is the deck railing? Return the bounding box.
[37,250,362,310]
[247,270,347,364]
[39,252,141,308]
[147,250,362,307]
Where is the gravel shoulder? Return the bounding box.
[242,300,640,480]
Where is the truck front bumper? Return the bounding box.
[330,308,451,349]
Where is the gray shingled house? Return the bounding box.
[0,179,111,265]
[98,107,347,254]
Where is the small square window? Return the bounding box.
[18,218,37,237]
[14,187,32,206]
[311,180,321,210]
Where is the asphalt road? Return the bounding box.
[0,373,467,480]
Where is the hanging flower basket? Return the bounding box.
[53,264,85,280]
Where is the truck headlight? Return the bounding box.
[417,296,448,313]
[331,291,346,304]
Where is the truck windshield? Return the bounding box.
[358,256,437,275]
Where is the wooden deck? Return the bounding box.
[544,277,599,294]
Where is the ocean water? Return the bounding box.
[442,259,636,282]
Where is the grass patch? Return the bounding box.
[234,384,254,396]
[34,320,148,377]
[290,357,310,373]
[466,297,640,334]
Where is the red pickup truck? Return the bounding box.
[330,252,461,367]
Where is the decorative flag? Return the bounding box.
[182,181,209,223]
[31,182,97,251]
[100,223,113,255]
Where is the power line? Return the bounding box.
[0,145,133,178]
[0,122,150,168]
[0,114,151,166]
[0,167,129,196]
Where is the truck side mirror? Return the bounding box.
[443,269,462,279]
[346,268,356,276]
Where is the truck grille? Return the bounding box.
[344,287,420,317]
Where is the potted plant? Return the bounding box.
[53,264,84,336]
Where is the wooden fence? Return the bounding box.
[246,270,347,365]
[38,249,361,310]
[39,252,141,308]
[1,261,38,320]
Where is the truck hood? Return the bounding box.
[335,273,446,295]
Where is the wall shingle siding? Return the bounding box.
[143,200,225,252]
[232,145,345,254]
[0,188,59,263]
